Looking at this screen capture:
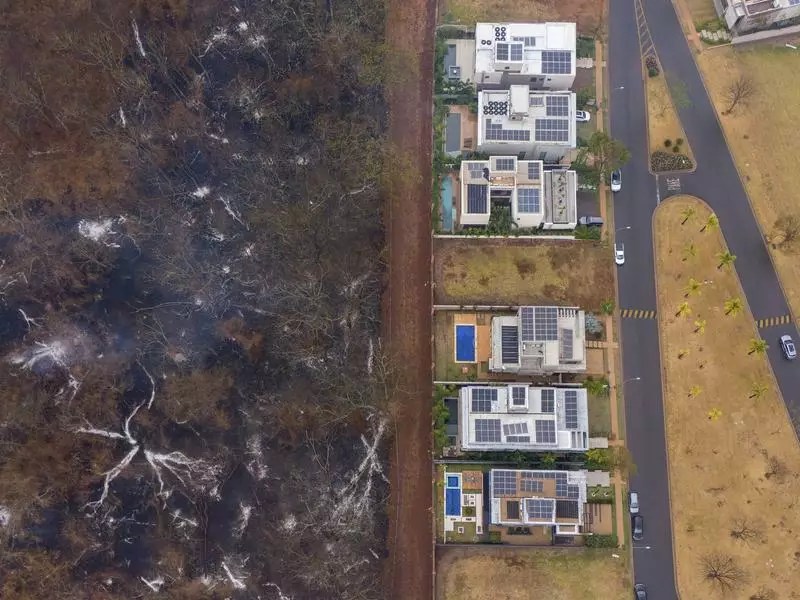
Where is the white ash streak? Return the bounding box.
[131,20,146,58]
[233,503,253,538]
[140,576,164,592]
[85,445,140,512]
[264,582,293,599]
[222,559,247,590]
[0,506,11,527]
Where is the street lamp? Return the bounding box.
[616,226,632,233]
[622,376,642,386]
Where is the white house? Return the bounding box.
[458,385,589,452]
[474,22,576,90]
[459,156,577,230]
[720,0,800,35]
[489,306,586,375]
[476,87,576,161]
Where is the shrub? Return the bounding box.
[664,139,672,148]
[585,534,618,548]
[645,55,659,77]
[575,225,601,240]
[651,151,694,172]
[675,137,684,145]
[647,66,659,78]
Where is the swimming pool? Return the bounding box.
[440,176,454,233]
[455,324,476,362]
[445,473,462,517]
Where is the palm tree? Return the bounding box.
[749,381,768,399]
[748,338,768,356]
[688,385,702,398]
[717,250,737,270]
[684,278,702,297]
[682,243,697,261]
[681,207,696,225]
[701,213,719,233]
[694,318,707,334]
[707,407,723,421]
[676,301,692,318]
[724,297,743,316]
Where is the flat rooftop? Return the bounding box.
[475,22,576,77]
[478,87,576,147]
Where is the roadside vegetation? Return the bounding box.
[654,196,800,599]
[644,57,694,172]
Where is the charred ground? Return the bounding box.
[0,1,393,598]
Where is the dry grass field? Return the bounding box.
[437,546,631,600]
[696,45,800,319]
[645,73,693,159]
[433,238,614,311]
[684,0,718,26]
[655,196,800,599]
[437,0,603,33]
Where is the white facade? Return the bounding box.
[459,157,576,230]
[474,22,576,90]
[476,87,576,161]
[490,306,586,375]
[722,0,800,34]
[458,385,589,452]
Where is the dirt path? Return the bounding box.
[383,0,435,599]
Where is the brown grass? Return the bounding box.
[645,73,693,158]
[683,0,718,26]
[437,0,603,34]
[655,196,800,599]
[437,546,631,600]
[433,238,614,311]
[696,45,800,320]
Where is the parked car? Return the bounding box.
[629,491,639,515]
[578,216,604,227]
[610,169,622,192]
[615,243,625,266]
[576,110,591,123]
[634,583,647,600]
[781,334,797,360]
[633,515,644,541]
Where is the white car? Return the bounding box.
[610,169,622,192]
[576,110,591,123]
[629,491,639,515]
[614,243,625,265]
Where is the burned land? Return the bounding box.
[0,1,395,599]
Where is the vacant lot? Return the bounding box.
[437,0,603,33]
[655,197,800,598]
[434,238,614,311]
[684,0,717,26]
[696,46,800,320]
[437,546,630,600]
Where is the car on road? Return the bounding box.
[576,110,591,123]
[610,169,622,192]
[781,334,797,360]
[615,243,625,266]
[578,216,604,227]
[633,515,644,540]
[634,583,647,600]
[629,491,639,514]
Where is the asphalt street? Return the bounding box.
[610,0,800,597]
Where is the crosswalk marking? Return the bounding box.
[756,314,791,329]
[621,309,657,319]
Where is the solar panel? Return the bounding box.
[564,390,579,429]
[541,50,572,75]
[501,325,519,364]
[534,118,569,142]
[546,95,570,117]
[511,386,526,406]
[471,387,498,412]
[506,500,520,519]
[495,42,509,61]
[466,184,488,214]
[527,161,540,180]
[506,435,530,443]
[560,328,573,359]
[525,498,554,520]
[535,419,556,444]
[554,472,580,498]
[529,95,544,107]
[517,188,541,213]
[486,121,531,141]
[475,419,502,443]
[492,470,517,496]
[509,43,524,61]
[520,307,535,341]
[467,162,486,179]
[520,473,543,492]
[540,389,555,413]
[556,499,579,519]
[512,36,537,47]
[503,422,528,436]
[534,307,558,341]
[494,158,515,171]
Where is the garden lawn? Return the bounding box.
[655,196,800,599]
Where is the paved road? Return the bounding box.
[610,0,800,598]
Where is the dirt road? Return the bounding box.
[383,0,435,598]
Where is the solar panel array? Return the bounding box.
[535,419,556,444]
[527,161,540,180]
[511,386,526,406]
[486,121,531,141]
[467,163,485,179]
[503,422,528,436]
[564,390,579,429]
[501,325,519,364]
[541,50,572,74]
[466,184,488,214]
[526,498,555,520]
[520,306,535,341]
[546,95,569,117]
[520,473,544,493]
[517,188,541,213]
[534,306,559,340]
[534,118,569,142]
[540,389,555,413]
[495,42,509,61]
[556,499,579,519]
[512,36,537,47]
[475,419,501,443]
[492,470,517,496]
[560,328,573,359]
[529,95,544,107]
[494,158,515,171]
[506,435,531,443]
[471,387,498,412]
[554,472,581,499]
[509,43,523,61]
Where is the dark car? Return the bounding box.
[634,583,647,600]
[633,515,644,541]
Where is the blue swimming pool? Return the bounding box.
[455,324,476,362]
[440,177,454,232]
[445,473,462,517]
